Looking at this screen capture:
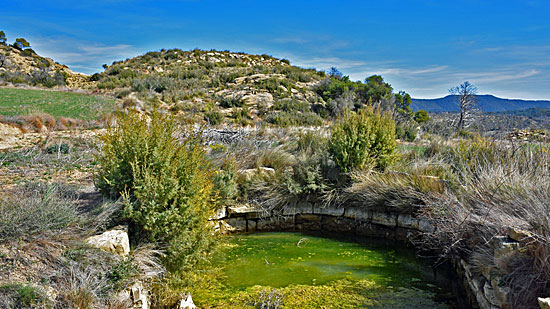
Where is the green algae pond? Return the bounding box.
[192,232,459,308]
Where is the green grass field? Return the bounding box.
[0,88,116,120]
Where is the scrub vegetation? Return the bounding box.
[1,38,549,308]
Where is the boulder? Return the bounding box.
[343,207,371,221]
[210,206,227,220]
[86,227,130,257]
[242,92,274,108]
[239,167,275,181]
[228,204,262,218]
[313,205,344,217]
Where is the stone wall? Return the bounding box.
[212,198,548,309]
[213,201,543,309]
[214,202,434,241]
[457,228,543,309]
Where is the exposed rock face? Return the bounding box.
[86,226,130,257]
[0,123,23,149]
[242,92,274,108]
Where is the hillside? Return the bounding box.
[411,94,550,113]
[490,107,550,118]
[0,43,91,89]
[89,48,330,125]
[1,45,414,130]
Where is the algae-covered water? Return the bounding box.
[194,232,457,308]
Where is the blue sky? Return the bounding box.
[2,0,549,99]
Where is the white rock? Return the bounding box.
[539,297,550,309]
[179,294,197,309]
[86,227,130,257]
[130,282,149,309]
[239,167,275,181]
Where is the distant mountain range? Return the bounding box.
[411,95,550,113]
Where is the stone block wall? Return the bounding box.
[214,201,541,309]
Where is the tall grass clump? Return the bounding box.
[329,107,397,172]
[94,110,216,272]
[412,140,550,307]
[0,183,79,241]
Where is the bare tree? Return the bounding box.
[449,81,477,131]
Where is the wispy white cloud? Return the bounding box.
[30,36,140,74]
[473,44,550,61]
[452,69,540,83]
[293,57,369,70]
[369,65,449,76]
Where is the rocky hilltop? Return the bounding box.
[0,43,90,89]
[89,48,328,125]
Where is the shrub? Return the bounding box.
[395,123,417,142]
[213,157,239,205]
[265,111,324,127]
[283,154,327,195]
[95,110,217,271]
[218,95,244,108]
[233,106,252,126]
[0,284,46,307]
[273,98,310,113]
[329,108,397,172]
[414,110,430,123]
[204,108,223,125]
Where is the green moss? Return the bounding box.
[189,233,455,308]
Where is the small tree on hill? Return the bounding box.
[414,109,430,123]
[328,67,343,79]
[393,90,413,123]
[0,31,6,45]
[449,81,478,131]
[13,38,30,50]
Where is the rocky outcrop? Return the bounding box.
[86,226,130,257]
